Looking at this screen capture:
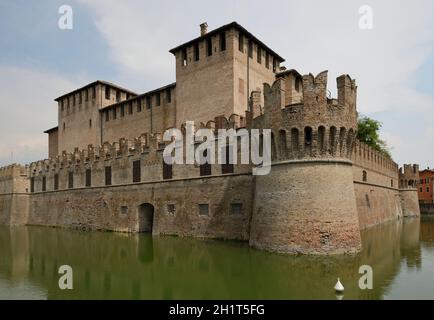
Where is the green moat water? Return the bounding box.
[0,217,433,300]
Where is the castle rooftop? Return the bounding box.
[169,21,285,63]
[54,80,138,102]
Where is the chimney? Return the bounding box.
[200,22,208,36]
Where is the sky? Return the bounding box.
[0,0,433,167]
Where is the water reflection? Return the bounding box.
[0,217,431,300]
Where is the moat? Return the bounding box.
[0,217,433,300]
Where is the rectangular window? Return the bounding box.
[85,169,91,187]
[132,160,141,183]
[105,166,112,186]
[85,89,89,101]
[238,32,244,52]
[137,99,142,112]
[200,149,211,176]
[68,172,74,189]
[113,108,117,120]
[156,93,161,106]
[257,46,262,64]
[105,110,109,122]
[199,204,209,216]
[30,177,35,193]
[194,42,200,61]
[146,96,151,109]
[167,204,176,215]
[105,86,110,100]
[231,203,242,215]
[221,146,234,174]
[166,89,172,103]
[163,161,172,180]
[207,38,213,56]
[128,102,133,115]
[120,206,129,215]
[182,48,187,66]
[92,86,96,99]
[79,92,82,104]
[220,32,226,51]
[61,101,64,111]
[42,176,46,192]
[265,53,270,69]
[72,94,76,106]
[248,41,253,58]
[116,90,121,102]
[120,105,125,118]
[272,57,277,72]
[54,174,59,190]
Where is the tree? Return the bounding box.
[357,115,391,157]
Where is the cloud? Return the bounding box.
[0,65,83,166]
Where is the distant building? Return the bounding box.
[418,169,434,204]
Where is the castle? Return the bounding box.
[0,22,421,255]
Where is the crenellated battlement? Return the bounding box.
[0,164,28,179]
[399,164,420,189]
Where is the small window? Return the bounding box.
[146,96,152,109]
[194,42,200,61]
[199,204,209,216]
[207,38,213,56]
[116,90,121,102]
[231,203,242,215]
[222,145,234,174]
[220,32,226,51]
[182,48,187,66]
[362,170,367,182]
[163,161,172,180]
[128,103,133,114]
[72,94,76,106]
[120,105,125,117]
[68,172,74,189]
[105,166,112,186]
[63,122,66,131]
[105,86,110,100]
[89,119,92,128]
[427,187,430,193]
[85,169,91,187]
[257,46,262,64]
[120,206,129,215]
[365,194,371,209]
[167,204,176,215]
[295,78,301,92]
[238,32,244,52]
[30,177,35,193]
[166,89,172,103]
[132,160,141,183]
[54,174,59,191]
[92,86,96,99]
[248,41,253,58]
[85,90,89,101]
[200,149,211,176]
[79,92,82,104]
[265,53,270,69]
[137,99,142,112]
[391,179,393,188]
[156,93,160,106]
[113,108,117,120]
[42,176,46,192]
[105,111,109,122]
[272,57,277,72]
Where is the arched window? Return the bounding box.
[339,127,346,156]
[362,170,367,182]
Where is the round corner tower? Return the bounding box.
[249,71,362,255]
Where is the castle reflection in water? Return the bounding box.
[0,217,428,300]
